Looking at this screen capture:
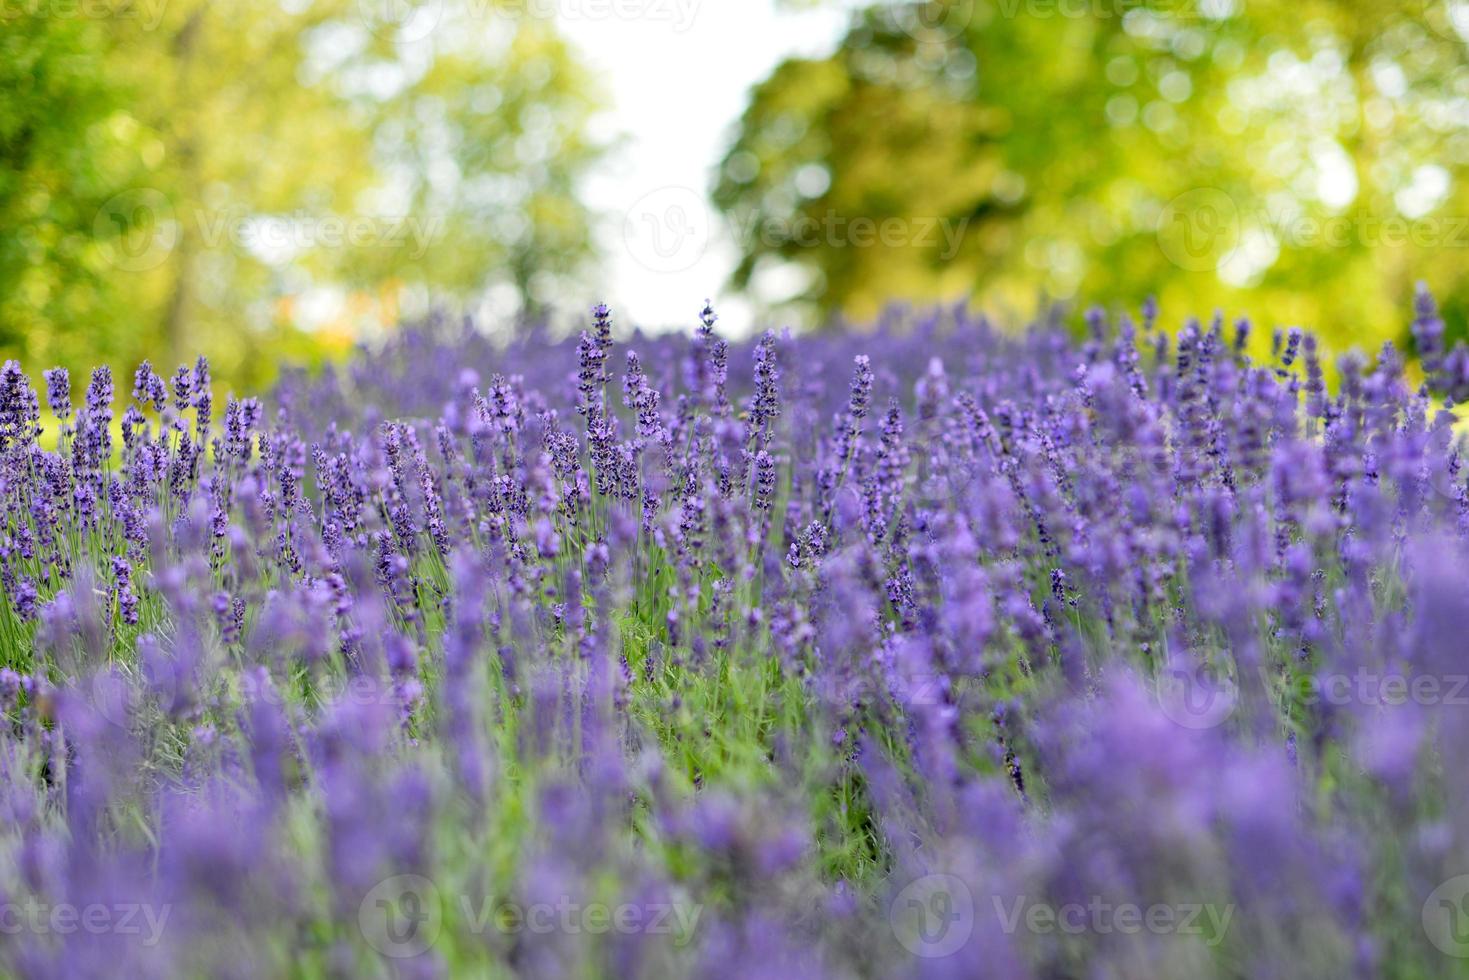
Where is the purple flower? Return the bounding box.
[0,361,40,455]
[43,367,71,422]
[0,287,1462,977]
[132,361,167,412]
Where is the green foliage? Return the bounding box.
[0,2,607,390]
[723,0,1469,354]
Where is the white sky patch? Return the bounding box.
[1397,164,1452,219]
[1448,0,1469,39]
[555,1,853,337]
[1218,226,1279,287]
[748,258,817,308]
[295,286,348,331]
[794,163,833,199]
[1313,141,1358,210]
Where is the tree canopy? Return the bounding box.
[717,0,1469,353]
[0,2,606,388]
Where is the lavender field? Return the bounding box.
[3,294,1469,978]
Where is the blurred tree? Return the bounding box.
[0,1,606,388]
[719,0,1469,353]
[0,18,123,366]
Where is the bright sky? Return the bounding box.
[555,1,856,337]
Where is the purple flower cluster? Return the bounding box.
[1,294,1469,976]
